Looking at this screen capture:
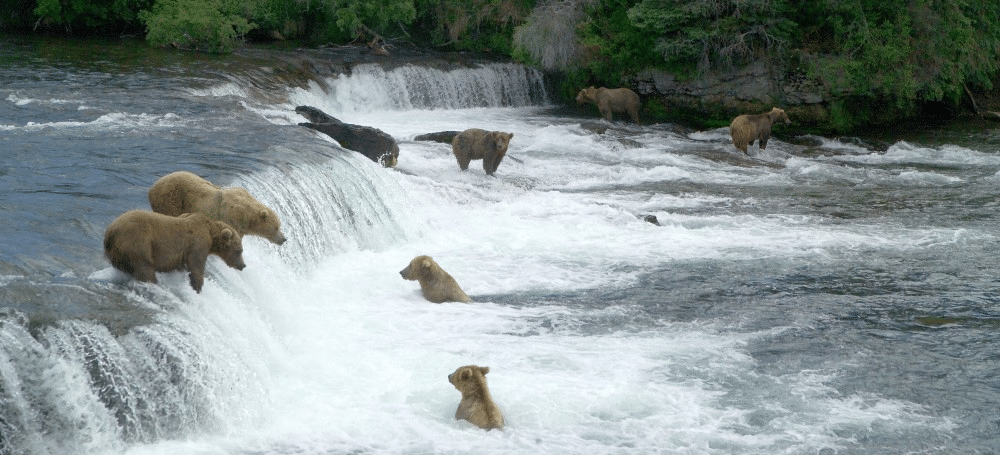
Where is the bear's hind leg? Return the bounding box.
[132,265,158,284]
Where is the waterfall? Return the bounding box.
[0,57,545,454]
[295,62,549,114]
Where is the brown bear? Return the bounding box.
[399,255,472,303]
[448,365,504,431]
[576,86,641,123]
[729,107,791,154]
[148,171,286,245]
[451,128,514,176]
[103,210,245,293]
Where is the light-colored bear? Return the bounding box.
[448,365,504,430]
[729,107,791,154]
[147,171,286,245]
[399,255,472,303]
[451,128,514,176]
[576,86,641,123]
[103,210,245,293]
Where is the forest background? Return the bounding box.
[2,0,999,133]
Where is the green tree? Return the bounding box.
[33,0,151,34]
[139,0,256,52]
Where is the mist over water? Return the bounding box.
[1,38,998,454]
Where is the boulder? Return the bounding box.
[413,131,461,144]
[295,105,399,167]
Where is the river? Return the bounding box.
[1,37,998,454]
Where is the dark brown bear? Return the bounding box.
[575,86,641,123]
[729,107,791,154]
[104,210,245,293]
[451,128,514,176]
[148,171,286,245]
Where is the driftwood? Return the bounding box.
[964,83,1000,121]
[354,24,391,56]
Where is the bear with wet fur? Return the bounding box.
[104,210,245,293]
[148,171,286,245]
[729,107,791,154]
[451,128,514,176]
[399,255,472,303]
[575,86,641,124]
[448,365,504,430]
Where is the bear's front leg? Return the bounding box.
[186,252,209,293]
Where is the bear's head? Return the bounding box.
[250,208,286,245]
[575,87,598,104]
[211,223,246,271]
[399,255,435,281]
[769,107,791,125]
[490,131,513,154]
[448,365,490,393]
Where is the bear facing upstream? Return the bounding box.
[451,128,514,176]
[399,255,472,303]
[448,365,505,431]
[576,86,641,123]
[729,107,791,154]
[148,171,286,245]
[104,210,245,293]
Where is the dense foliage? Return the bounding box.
[2,0,998,130]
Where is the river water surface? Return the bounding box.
[1,37,999,454]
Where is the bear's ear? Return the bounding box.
[221,228,234,240]
[259,209,269,221]
[460,369,473,381]
[479,366,490,376]
[421,258,432,269]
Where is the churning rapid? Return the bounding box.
[1,38,999,454]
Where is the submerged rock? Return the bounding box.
[413,131,461,144]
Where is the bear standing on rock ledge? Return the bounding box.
[104,210,245,293]
[729,107,791,154]
[148,171,287,246]
[576,86,641,124]
[451,128,514,176]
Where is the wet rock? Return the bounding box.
[414,131,460,144]
[296,105,399,167]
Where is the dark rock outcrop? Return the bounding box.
[413,131,461,144]
[631,61,828,125]
[295,105,399,167]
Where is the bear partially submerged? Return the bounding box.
[448,365,505,431]
[576,86,641,124]
[104,210,245,293]
[399,255,472,303]
[148,171,286,246]
[729,107,791,154]
[451,128,514,176]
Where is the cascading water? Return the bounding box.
[3,38,999,454]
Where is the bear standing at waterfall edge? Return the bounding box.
[451,128,514,176]
[104,210,245,293]
[148,171,287,246]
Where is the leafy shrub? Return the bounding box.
[139,0,256,52]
